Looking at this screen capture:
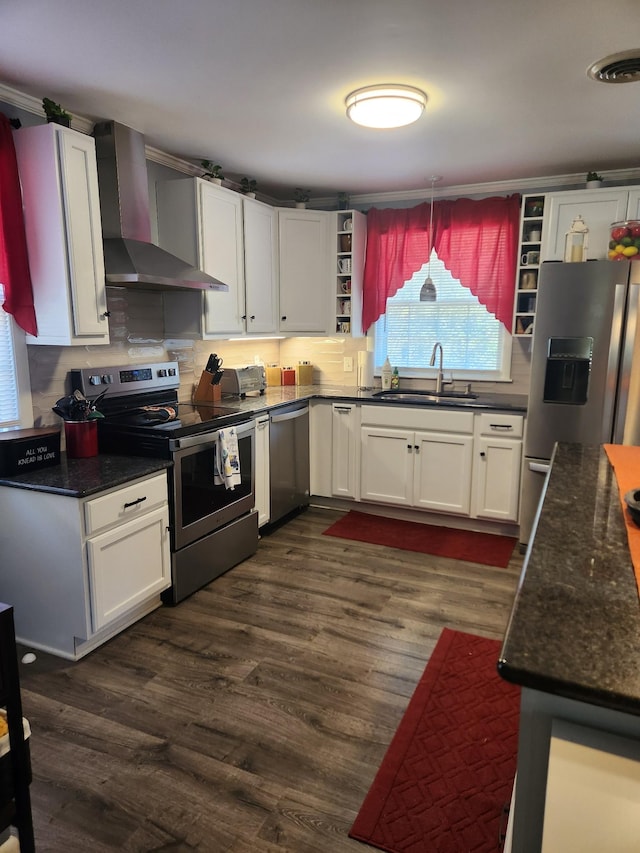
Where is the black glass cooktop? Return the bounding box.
[102,402,243,439]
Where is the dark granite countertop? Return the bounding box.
[217,385,528,417]
[1,387,524,498]
[0,453,171,498]
[499,443,640,716]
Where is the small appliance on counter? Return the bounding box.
[220,365,266,398]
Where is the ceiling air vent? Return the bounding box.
[587,50,640,83]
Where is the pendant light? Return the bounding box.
[420,176,441,302]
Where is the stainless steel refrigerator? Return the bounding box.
[520,259,640,544]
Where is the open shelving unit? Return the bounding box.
[335,210,366,337]
[513,194,545,337]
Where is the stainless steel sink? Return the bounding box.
[373,389,478,404]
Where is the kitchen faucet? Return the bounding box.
[429,342,452,393]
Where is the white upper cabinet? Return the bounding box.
[542,189,630,261]
[277,208,332,334]
[14,123,109,346]
[157,178,245,337]
[242,196,278,334]
[157,179,279,337]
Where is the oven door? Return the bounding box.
[171,420,255,551]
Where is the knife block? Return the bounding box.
[194,370,222,404]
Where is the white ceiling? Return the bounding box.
[1,0,640,201]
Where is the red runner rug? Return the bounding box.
[349,628,520,853]
[323,511,516,568]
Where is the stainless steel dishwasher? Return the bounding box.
[269,403,310,525]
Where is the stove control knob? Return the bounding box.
[89,375,101,386]
[101,374,113,384]
[168,368,177,376]
[158,369,167,377]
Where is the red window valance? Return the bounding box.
[0,114,37,336]
[362,194,521,334]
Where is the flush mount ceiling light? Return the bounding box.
[587,49,640,83]
[345,84,427,128]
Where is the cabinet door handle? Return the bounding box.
[281,315,287,321]
[490,423,514,430]
[335,406,351,412]
[101,311,111,318]
[123,496,147,509]
[250,315,256,321]
[407,444,413,451]
[414,444,420,453]
[241,314,247,320]
[480,451,486,458]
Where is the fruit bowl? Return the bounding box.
[608,221,640,260]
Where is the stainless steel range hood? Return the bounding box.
[92,120,228,292]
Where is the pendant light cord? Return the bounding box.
[419,175,440,302]
[427,176,435,280]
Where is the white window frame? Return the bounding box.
[373,254,513,383]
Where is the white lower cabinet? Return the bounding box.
[360,406,475,514]
[471,413,523,522]
[86,505,170,631]
[0,471,170,660]
[309,400,333,498]
[331,403,360,499]
[254,415,271,527]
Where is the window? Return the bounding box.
[363,195,520,381]
[373,252,511,381]
[0,285,33,430]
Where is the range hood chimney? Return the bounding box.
[92,120,228,292]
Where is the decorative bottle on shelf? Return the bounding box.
[391,366,400,389]
[381,357,392,390]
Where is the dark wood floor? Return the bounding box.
[17,507,522,852]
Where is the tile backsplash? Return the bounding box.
[28,288,531,428]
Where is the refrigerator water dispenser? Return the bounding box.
[543,337,593,405]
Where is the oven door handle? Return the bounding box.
[170,419,254,451]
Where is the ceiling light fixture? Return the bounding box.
[345,84,427,129]
[420,176,441,303]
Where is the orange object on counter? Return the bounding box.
[604,443,640,596]
[281,367,296,385]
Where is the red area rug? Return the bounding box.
[349,628,520,853]
[323,511,516,568]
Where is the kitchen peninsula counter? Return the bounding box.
[498,441,640,715]
[498,442,640,852]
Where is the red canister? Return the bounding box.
[281,367,296,386]
[64,420,98,458]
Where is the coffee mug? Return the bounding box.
[339,258,352,273]
[339,321,351,333]
[521,271,536,290]
[521,251,540,266]
[529,229,541,242]
[340,300,351,316]
[344,218,353,232]
[341,280,351,293]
